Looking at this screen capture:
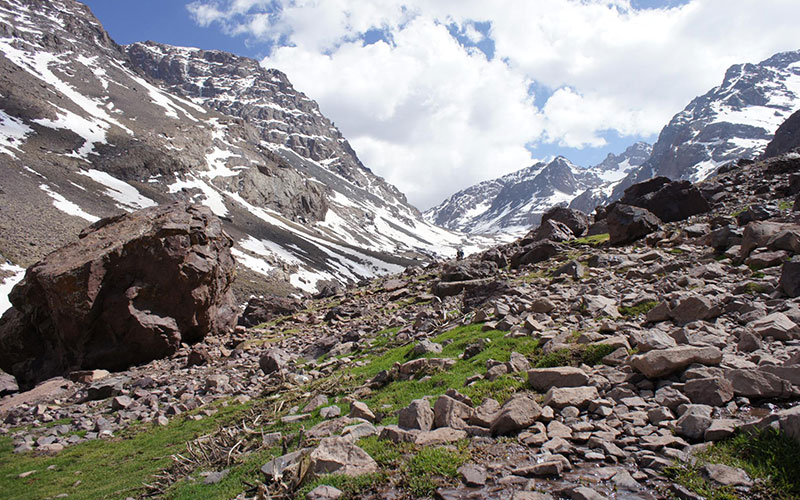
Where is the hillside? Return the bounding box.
[0,0,480,302]
[1,152,799,500]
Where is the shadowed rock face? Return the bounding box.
[763,109,800,159]
[0,202,238,389]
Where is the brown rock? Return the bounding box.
[683,377,734,406]
[490,394,542,435]
[308,437,378,477]
[398,399,433,431]
[0,203,237,389]
[528,367,589,391]
[630,346,722,378]
[433,395,473,429]
[543,386,599,410]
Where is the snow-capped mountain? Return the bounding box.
[0,0,481,301]
[617,49,800,193]
[426,143,651,235]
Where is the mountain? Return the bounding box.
[615,49,800,195]
[0,0,479,301]
[425,142,651,235]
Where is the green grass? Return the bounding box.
[533,344,616,369]
[0,400,254,500]
[618,300,659,317]
[571,233,610,246]
[779,200,793,211]
[665,428,800,500]
[347,325,540,415]
[400,443,471,497]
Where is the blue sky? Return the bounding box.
[81,0,800,209]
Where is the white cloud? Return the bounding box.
[187,0,800,209]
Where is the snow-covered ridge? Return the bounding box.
[0,0,491,301]
[426,143,651,235]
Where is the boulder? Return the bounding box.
[748,312,800,341]
[528,367,589,391]
[780,258,800,297]
[239,295,301,327]
[617,177,711,223]
[740,221,791,257]
[0,370,18,396]
[541,206,590,237]
[510,240,565,269]
[349,401,375,422]
[606,204,661,245]
[308,437,378,477]
[543,386,599,410]
[630,346,722,378]
[675,404,713,441]
[530,219,574,243]
[398,399,434,431]
[0,203,237,389]
[490,394,542,435]
[763,109,800,158]
[683,377,734,406]
[259,348,291,375]
[724,369,796,399]
[669,295,721,325]
[433,395,473,429]
[307,485,343,500]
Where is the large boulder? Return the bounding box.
[541,206,590,237]
[630,346,722,378]
[239,295,302,327]
[617,177,711,223]
[0,203,238,389]
[606,204,661,246]
[763,109,800,159]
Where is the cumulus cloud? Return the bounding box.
[186,0,800,209]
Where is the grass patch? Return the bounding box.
[779,200,793,211]
[665,428,800,500]
[0,400,254,500]
[571,233,609,246]
[534,344,615,369]
[400,443,470,497]
[751,271,766,279]
[618,300,659,317]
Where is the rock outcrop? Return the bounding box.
[0,203,237,388]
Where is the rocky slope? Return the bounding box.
[0,0,479,303]
[2,151,800,500]
[426,143,651,235]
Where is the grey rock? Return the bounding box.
[683,377,734,406]
[630,346,722,378]
[398,399,434,431]
[433,395,473,430]
[490,394,542,435]
[307,485,343,500]
[748,312,800,341]
[528,367,589,391]
[703,463,752,487]
[544,386,599,410]
[308,437,378,477]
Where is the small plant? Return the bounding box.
[778,200,793,210]
[618,300,659,317]
[743,282,769,294]
[400,445,470,496]
[571,233,610,246]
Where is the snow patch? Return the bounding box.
[77,169,156,211]
[39,183,99,222]
[0,109,32,158]
[0,261,25,314]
